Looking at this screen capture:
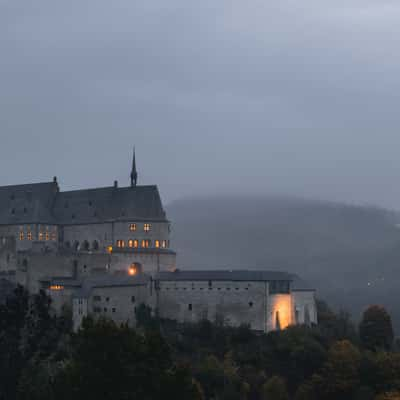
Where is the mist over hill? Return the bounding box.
[167,195,400,331]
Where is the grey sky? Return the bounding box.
[1,0,400,208]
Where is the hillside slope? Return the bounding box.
[167,195,400,329]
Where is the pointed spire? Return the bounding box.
[130,147,138,187]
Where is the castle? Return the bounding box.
[0,151,317,332]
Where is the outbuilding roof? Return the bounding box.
[156,270,294,282]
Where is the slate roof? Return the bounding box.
[0,182,58,225]
[156,270,294,282]
[0,181,167,225]
[290,275,316,291]
[70,274,151,298]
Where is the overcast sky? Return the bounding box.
[1,1,400,208]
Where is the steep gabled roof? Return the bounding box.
[53,185,167,224]
[0,181,168,225]
[0,182,58,225]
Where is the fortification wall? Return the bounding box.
[157,280,268,331]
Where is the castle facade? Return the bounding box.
[0,152,317,332]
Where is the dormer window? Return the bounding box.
[129,224,136,232]
[144,223,151,232]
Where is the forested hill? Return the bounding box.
[167,195,400,330]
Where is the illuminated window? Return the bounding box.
[49,285,64,291]
[128,239,134,248]
[116,240,125,248]
[129,224,136,232]
[155,240,160,248]
[161,240,167,248]
[19,231,24,241]
[45,231,50,241]
[51,231,57,241]
[143,223,151,232]
[27,231,32,241]
[107,246,113,254]
[141,239,150,248]
[133,239,138,248]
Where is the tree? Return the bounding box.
[359,306,394,351]
[55,317,202,400]
[375,392,400,400]
[261,376,289,400]
[301,340,361,400]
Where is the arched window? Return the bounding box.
[65,241,71,249]
[304,305,311,326]
[73,241,80,251]
[83,240,89,251]
[92,240,99,251]
[275,311,281,331]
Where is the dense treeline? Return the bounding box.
[0,286,399,400]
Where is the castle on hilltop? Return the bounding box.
[0,151,317,331]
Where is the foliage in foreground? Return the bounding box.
[0,286,400,400]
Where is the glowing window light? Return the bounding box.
[144,223,151,232]
[50,285,64,291]
[19,231,24,241]
[129,224,136,232]
[155,240,160,248]
[27,231,32,241]
[107,246,113,254]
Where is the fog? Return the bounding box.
[1,1,400,209]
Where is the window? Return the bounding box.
[188,304,192,311]
[103,307,108,312]
[155,240,160,248]
[131,296,135,303]
[161,240,167,248]
[83,240,89,251]
[19,231,24,241]
[92,240,99,250]
[51,231,57,241]
[141,239,150,248]
[129,224,136,232]
[94,307,101,313]
[249,302,253,308]
[128,239,133,248]
[116,240,125,248]
[45,232,50,241]
[27,231,32,241]
[133,239,138,248]
[112,308,116,313]
[93,296,101,301]
[143,223,151,232]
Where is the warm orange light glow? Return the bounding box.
[107,246,113,254]
[128,267,137,276]
[271,295,292,330]
[50,285,64,291]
